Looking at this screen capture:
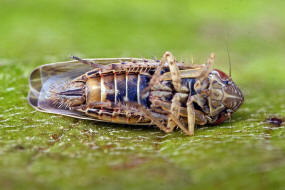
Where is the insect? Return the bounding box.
[28,51,244,135]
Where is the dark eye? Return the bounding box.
[223,80,229,85]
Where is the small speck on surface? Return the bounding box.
[266,117,283,127]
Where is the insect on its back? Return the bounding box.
[28,52,244,136]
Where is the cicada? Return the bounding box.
[28,52,244,135]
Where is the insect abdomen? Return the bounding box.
[84,72,151,124]
[86,73,151,107]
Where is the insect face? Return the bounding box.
[208,69,244,117]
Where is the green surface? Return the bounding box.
[1,0,285,189]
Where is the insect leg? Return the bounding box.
[162,67,207,80]
[159,93,182,133]
[88,102,113,109]
[164,51,181,91]
[161,52,216,93]
[152,93,191,135]
[152,99,208,125]
[141,51,182,96]
[166,93,189,133]
[71,56,104,69]
[141,56,166,96]
[124,102,171,133]
[69,104,87,112]
[158,93,203,136]
[193,53,215,92]
[186,95,196,136]
[202,53,215,80]
[168,93,193,135]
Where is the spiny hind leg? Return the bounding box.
[152,93,209,135]
[166,93,190,134]
[152,93,192,135]
[152,99,208,125]
[161,93,182,133]
[136,107,171,133]
[71,56,104,69]
[167,95,198,136]
[168,93,193,135]
[71,103,150,124]
[124,102,172,133]
[170,94,204,136]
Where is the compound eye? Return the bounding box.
[223,80,229,85]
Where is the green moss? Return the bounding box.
[0,0,285,189]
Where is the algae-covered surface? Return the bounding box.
[0,0,285,189]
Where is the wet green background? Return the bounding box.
[0,0,285,189]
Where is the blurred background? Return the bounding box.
[0,0,285,190]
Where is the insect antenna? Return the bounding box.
[225,32,232,79]
[226,46,232,79]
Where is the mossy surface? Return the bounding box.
[0,1,285,189]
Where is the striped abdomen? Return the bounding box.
[86,73,151,107]
[84,72,152,124]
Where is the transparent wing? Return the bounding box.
[28,60,96,119]
[27,58,157,121]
